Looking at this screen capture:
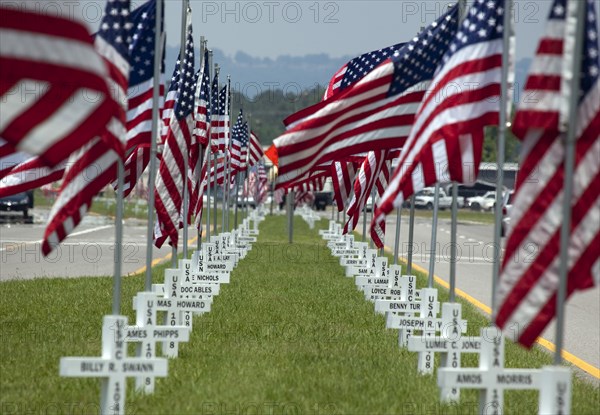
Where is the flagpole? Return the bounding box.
[205,50,213,242]
[222,76,232,231]
[427,184,441,288]
[369,186,376,248]
[449,0,468,302]
[234,173,240,227]
[245,114,252,219]
[554,0,586,364]
[287,190,294,243]
[144,0,163,291]
[176,0,189,263]
[197,36,206,252]
[112,159,125,315]
[213,64,219,235]
[393,208,401,265]
[407,196,415,275]
[491,0,513,323]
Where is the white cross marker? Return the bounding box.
[438,327,542,414]
[60,315,167,414]
[128,292,190,393]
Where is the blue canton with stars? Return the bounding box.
[232,110,247,146]
[387,4,459,97]
[198,50,212,120]
[581,0,599,100]
[210,73,220,119]
[441,0,506,66]
[172,26,196,120]
[340,42,405,92]
[128,0,163,87]
[98,0,132,61]
[214,86,228,117]
[547,0,599,101]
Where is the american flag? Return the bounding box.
[194,49,211,147]
[0,157,65,198]
[210,81,229,153]
[374,0,506,228]
[189,50,211,226]
[323,43,406,101]
[285,43,406,129]
[371,159,391,248]
[154,15,195,248]
[230,110,248,173]
[42,0,132,256]
[256,163,269,205]
[121,0,164,197]
[343,151,388,236]
[331,159,360,212]
[273,5,459,189]
[0,6,119,168]
[247,130,264,168]
[496,0,600,347]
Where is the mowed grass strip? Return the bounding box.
[0,215,597,414]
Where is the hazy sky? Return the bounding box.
[160,0,563,61]
[16,0,598,61]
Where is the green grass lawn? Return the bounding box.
[1,215,597,414]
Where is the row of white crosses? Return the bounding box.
[60,209,264,414]
[297,205,321,229]
[319,214,571,414]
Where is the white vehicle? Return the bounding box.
[413,187,452,210]
[467,191,500,211]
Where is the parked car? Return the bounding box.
[467,191,499,211]
[413,187,452,210]
[0,191,33,218]
[501,191,515,237]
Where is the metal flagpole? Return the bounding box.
[245,114,252,219]
[369,186,376,248]
[407,196,416,275]
[491,0,514,323]
[144,0,163,291]
[197,36,206,251]
[112,160,126,314]
[234,174,240,227]
[427,184,441,288]
[213,64,219,235]
[175,0,189,263]
[448,0,468,302]
[287,190,294,243]
[393,208,401,265]
[205,50,213,241]
[222,76,231,231]
[555,0,586,364]
[361,204,367,242]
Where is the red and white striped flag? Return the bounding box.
[256,163,269,205]
[0,156,65,198]
[371,159,392,248]
[121,0,164,197]
[42,0,132,256]
[496,0,600,347]
[272,6,459,189]
[247,130,264,168]
[154,17,196,248]
[343,151,387,235]
[374,0,507,228]
[331,159,359,212]
[230,110,248,173]
[0,6,119,168]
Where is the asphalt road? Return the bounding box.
[0,208,179,281]
[334,207,599,382]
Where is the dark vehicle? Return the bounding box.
[0,191,33,218]
[314,191,332,211]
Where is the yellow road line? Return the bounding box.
[380,242,600,379]
[130,235,199,276]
